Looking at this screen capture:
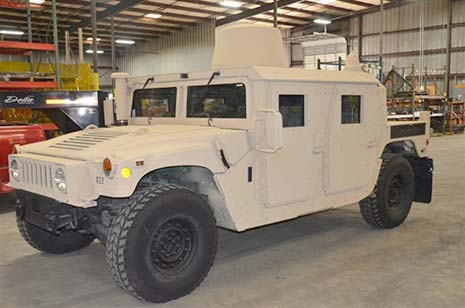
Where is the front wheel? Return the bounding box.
[359,154,415,228]
[106,184,218,303]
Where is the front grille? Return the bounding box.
[20,159,54,190]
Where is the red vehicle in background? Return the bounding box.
[0,90,107,196]
[0,123,58,194]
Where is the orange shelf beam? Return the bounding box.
[0,0,26,9]
[0,41,56,53]
[0,81,58,89]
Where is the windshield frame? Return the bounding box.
[129,76,252,129]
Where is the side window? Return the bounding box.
[341,95,361,124]
[279,95,305,128]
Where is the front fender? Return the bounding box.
[95,132,250,198]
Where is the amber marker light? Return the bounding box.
[103,158,112,176]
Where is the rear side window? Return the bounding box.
[279,95,305,127]
[132,87,177,117]
[341,95,361,124]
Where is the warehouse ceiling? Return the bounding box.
[0,0,389,50]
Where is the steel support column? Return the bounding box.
[111,16,116,72]
[91,0,98,74]
[52,0,60,89]
[358,14,363,62]
[379,0,384,81]
[273,0,278,27]
[445,0,453,98]
[26,0,33,73]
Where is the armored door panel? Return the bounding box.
[325,86,378,195]
[260,84,328,208]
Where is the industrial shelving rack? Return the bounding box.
[0,0,60,91]
[0,41,58,90]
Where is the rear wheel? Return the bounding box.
[359,154,415,228]
[106,184,217,303]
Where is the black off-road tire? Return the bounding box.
[106,184,218,303]
[16,211,95,254]
[359,154,415,228]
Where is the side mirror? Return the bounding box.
[256,109,283,153]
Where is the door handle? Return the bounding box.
[367,140,377,148]
[312,146,324,154]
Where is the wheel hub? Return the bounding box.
[150,218,196,275]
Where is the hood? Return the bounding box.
[19,125,249,164]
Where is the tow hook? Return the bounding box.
[15,199,24,220]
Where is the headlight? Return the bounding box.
[54,167,67,193]
[9,159,20,181]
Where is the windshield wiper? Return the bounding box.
[142,77,156,125]
[142,76,154,89]
[192,71,220,125]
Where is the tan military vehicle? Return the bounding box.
[8,25,433,303]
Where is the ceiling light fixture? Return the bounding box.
[30,0,46,4]
[0,30,24,36]
[116,39,136,45]
[86,49,104,54]
[86,37,101,42]
[220,0,242,8]
[314,18,332,25]
[145,13,162,19]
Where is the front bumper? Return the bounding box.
[16,190,82,234]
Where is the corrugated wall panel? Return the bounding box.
[117,20,215,77]
[362,0,449,34]
[345,0,465,79]
[349,17,359,36]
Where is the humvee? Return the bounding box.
[8,25,433,303]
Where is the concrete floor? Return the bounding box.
[0,135,464,308]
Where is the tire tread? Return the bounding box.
[106,184,217,302]
[359,153,397,228]
[16,202,94,254]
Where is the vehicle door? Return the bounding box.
[325,86,379,195]
[261,84,313,208]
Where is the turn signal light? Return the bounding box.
[103,158,112,176]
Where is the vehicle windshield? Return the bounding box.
[132,87,177,117]
[187,83,246,118]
